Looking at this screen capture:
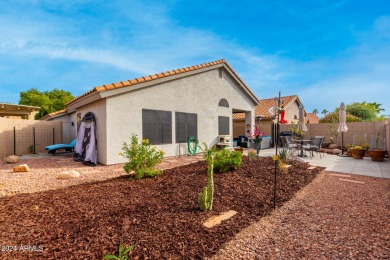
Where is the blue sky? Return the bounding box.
[1,0,389,115]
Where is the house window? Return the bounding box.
[176,112,197,143]
[218,98,229,108]
[142,109,172,145]
[218,116,230,135]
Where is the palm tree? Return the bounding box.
[321,109,329,116]
[367,102,385,115]
[312,109,318,115]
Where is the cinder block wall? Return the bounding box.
[0,118,63,157]
[279,121,388,150]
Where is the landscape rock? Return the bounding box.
[57,170,81,179]
[6,155,19,163]
[333,149,341,155]
[13,164,30,172]
[329,144,338,149]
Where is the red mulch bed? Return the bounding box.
[0,157,322,259]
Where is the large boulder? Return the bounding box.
[6,155,19,163]
[333,149,341,155]
[57,170,80,179]
[13,164,30,172]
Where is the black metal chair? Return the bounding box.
[280,136,298,155]
[303,137,324,158]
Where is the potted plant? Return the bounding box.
[345,144,353,156]
[350,146,366,159]
[289,122,304,140]
[362,143,370,156]
[369,132,386,162]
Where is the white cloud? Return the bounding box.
[0,1,388,116]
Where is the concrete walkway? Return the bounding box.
[258,148,390,178]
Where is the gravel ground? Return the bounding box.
[1,155,389,259]
[0,154,204,197]
[211,172,390,259]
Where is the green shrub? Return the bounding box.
[213,148,243,173]
[120,134,164,179]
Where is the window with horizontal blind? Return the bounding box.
[176,112,197,143]
[142,109,172,145]
[218,116,230,135]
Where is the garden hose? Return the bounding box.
[187,137,199,155]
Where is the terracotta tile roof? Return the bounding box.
[305,113,320,124]
[66,59,257,106]
[233,95,299,120]
[40,109,67,121]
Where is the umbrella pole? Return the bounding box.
[341,132,344,155]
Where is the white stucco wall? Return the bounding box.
[47,114,72,143]
[284,100,300,124]
[105,68,256,165]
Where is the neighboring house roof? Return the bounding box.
[305,113,320,124]
[233,95,303,120]
[40,109,68,121]
[0,103,40,118]
[64,59,259,109]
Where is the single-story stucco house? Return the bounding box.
[41,59,259,165]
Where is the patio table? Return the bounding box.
[295,139,310,157]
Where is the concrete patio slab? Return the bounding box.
[258,148,390,178]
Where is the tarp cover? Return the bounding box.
[74,112,97,166]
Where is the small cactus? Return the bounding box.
[198,144,215,211]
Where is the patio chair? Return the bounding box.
[315,136,326,157]
[303,137,324,159]
[280,136,298,155]
[45,139,77,155]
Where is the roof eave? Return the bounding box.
[99,65,221,99]
[66,91,102,111]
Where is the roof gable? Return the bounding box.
[67,59,259,108]
[233,95,302,120]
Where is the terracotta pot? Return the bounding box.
[369,150,386,162]
[351,148,365,159]
[234,147,243,153]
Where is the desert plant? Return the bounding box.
[373,131,383,150]
[278,149,288,163]
[120,134,164,180]
[103,243,135,260]
[198,143,215,211]
[213,148,243,173]
[248,149,257,160]
[328,124,339,145]
[272,154,288,174]
[353,146,363,149]
[278,159,288,174]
